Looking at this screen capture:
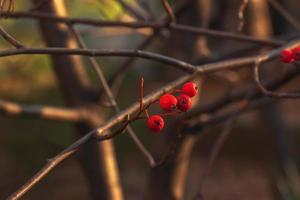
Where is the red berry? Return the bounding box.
[292,46,300,61]
[177,94,192,112]
[159,94,177,112]
[280,49,294,63]
[147,115,165,132]
[181,82,198,97]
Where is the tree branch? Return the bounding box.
[0,25,24,48]
[69,26,156,166]
[0,99,85,122]
[0,11,285,46]
[161,0,176,23]
[6,38,300,200]
[267,0,300,33]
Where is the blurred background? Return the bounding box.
[1,0,300,199]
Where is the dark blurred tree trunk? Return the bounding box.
[31,0,124,200]
[146,1,208,200]
[249,0,300,197]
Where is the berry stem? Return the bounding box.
[161,111,182,117]
[139,76,144,112]
[144,109,150,119]
[170,89,182,94]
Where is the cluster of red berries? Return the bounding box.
[147,82,198,133]
[280,46,300,63]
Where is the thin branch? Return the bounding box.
[169,23,284,46]
[237,0,249,32]
[0,99,85,122]
[107,0,193,96]
[193,120,235,198]
[267,0,300,33]
[0,11,285,46]
[140,76,144,112]
[0,47,197,72]
[69,26,156,166]
[107,31,160,96]
[0,25,24,48]
[7,130,95,200]
[187,64,300,121]
[161,0,176,23]
[184,92,292,134]
[253,59,300,98]
[0,36,296,73]
[7,39,300,200]
[205,120,235,175]
[117,0,146,20]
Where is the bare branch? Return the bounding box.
[161,0,176,23]
[6,38,300,200]
[117,0,146,20]
[0,25,23,48]
[205,120,235,174]
[0,47,197,72]
[253,59,300,98]
[0,11,285,46]
[69,26,156,166]
[267,0,300,33]
[7,130,94,200]
[0,99,85,122]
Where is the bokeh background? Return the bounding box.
[1,0,300,199]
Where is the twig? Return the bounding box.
[194,120,235,198]
[237,0,249,32]
[202,120,235,180]
[117,0,146,20]
[169,23,284,46]
[0,11,285,46]
[7,39,300,200]
[139,77,150,118]
[161,0,176,23]
[0,99,85,122]
[253,58,300,98]
[140,77,144,112]
[7,130,94,200]
[0,47,197,72]
[267,0,300,33]
[0,25,23,48]
[107,31,160,96]
[153,122,185,167]
[69,26,156,166]
[187,64,300,121]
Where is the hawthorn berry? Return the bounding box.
[177,94,192,112]
[147,115,165,132]
[280,49,294,63]
[159,94,177,112]
[292,46,300,61]
[181,82,198,97]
